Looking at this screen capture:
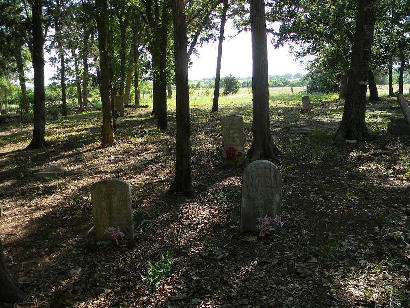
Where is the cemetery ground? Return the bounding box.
[0,87,409,307]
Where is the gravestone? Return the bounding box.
[221,115,244,165]
[301,95,311,113]
[283,108,300,123]
[387,95,410,136]
[91,179,134,242]
[397,94,410,124]
[34,166,66,179]
[241,160,282,233]
[114,95,124,117]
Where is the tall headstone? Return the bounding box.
[301,95,311,113]
[91,179,134,242]
[114,95,124,117]
[397,94,410,124]
[387,95,410,136]
[241,160,282,233]
[221,115,244,165]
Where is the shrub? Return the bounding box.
[222,75,240,95]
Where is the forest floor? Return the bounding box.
[0,93,409,307]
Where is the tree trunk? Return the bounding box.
[167,83,172,98]
[82,30,90,108]
[134,52,140,107]
[15,44,29,114]
[0,240,25,303]
[334,0,378,141]
[388,57,394,96]
[124,44,135,106]
[368,69,378,101]
[27,0,46,149]
[151,6,169,130]
[247,0,280,162]
[339,74,348,99]
[212,0,228,113]
[96,0,114,147]
[398,53,405,95]
[71,47,83,110]
[60,51,68,116]
[119,15,129,97]
[170,0,192,196]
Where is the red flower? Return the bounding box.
[226,146,236,158]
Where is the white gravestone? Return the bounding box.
[221,115,245,165]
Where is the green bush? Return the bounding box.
[142,250,174,290]
[222,75,240,95]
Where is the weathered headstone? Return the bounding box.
[301,95,311,113]
[114,95,124,117]
[283,108,300,123]
[34,166,66,179]
[387,95,410,136]
[397,94,410,124]
[91,179,134,242]
[241,160,282,233]
[221,115,244,165]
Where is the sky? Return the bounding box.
[189,26,306,81]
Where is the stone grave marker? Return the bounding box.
[241,160,282,233]
[91,179,134,242]
[387,94,410,136]
[301,95,311,113]
[221,115,244,165]
[114,95,124,117]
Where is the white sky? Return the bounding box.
[189,28,306,80]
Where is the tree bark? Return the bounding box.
[368,69,378,101]
[339,74,348,99]
[60,51,68,116]
[334,0,378,141]
[96,0,114,147]
[134,52,140,107]
[0,240,25,303]
[15,43,29,114]
[167,83,172,98]
[398,53,405,95]
[71,47,83,110]
[124,43,135,106]
[119,13,129,97]
[388,56,394,96]
[170,0,192,196]
[247,0,280,162]
[82,30,90,108]
[27,0,46,149]
[211,0,228,113]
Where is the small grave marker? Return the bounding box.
[221,115,244,165]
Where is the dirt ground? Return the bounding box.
[0,97,409,307]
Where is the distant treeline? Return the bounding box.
[190,73,307,89]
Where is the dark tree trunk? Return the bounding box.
[334,0,378,141]
[108,28,116,131]
[368,69,379,101]
[82,30,90,108]
[0,240,25,303]
[211,0,228,113]
[96,0,114,147]
[119,14,129,97]
[167,83,172,98]
[15,44,29,114]
[398,53,405,95]
[388,56,394,96]
[60,52,68,116]
[247,0,280,162]
[71,47,83,109]
[339,74,348,99]
[134,52,140,107]
[27,0,46,149]
[170,0,192,196]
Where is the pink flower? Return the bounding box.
[105,227,125,245]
